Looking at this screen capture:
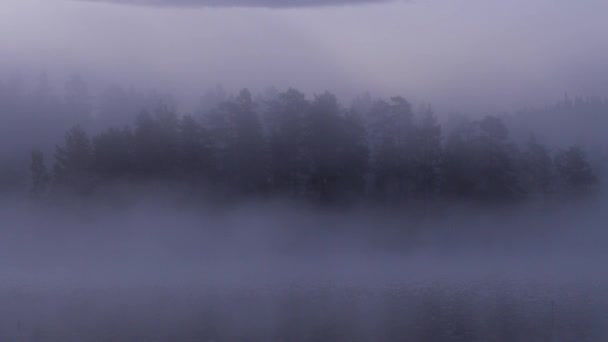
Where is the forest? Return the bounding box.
[0,74,602,205]
[17,84,599,205]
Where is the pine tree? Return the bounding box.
[30,150,49,197]
[207,89,268,194]
[367,97,416,201]
[178,114,215,181]
[53,125,93,193]
[266,88,309,196]
[520,136,553,196]
[304,92,344,202]
[413,108,443,199]
[554,145,597,194]
[476,115,521,200]
[92,127,134,181]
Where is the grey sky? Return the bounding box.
[1,0,607,113]
[77,0,396,8]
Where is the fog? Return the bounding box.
[2,0,608,340]
[1,194,608,339]
[3,194,608,290]
[2,0,608,113]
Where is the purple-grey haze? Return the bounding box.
[1,0,608,113]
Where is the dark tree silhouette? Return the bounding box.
[519,136,553,196]
[554,146,598,195]
[475,115,521,200]
[92,127,134,181]
[412,107,442,200]
[207,89,268,195]
[133,106,180,179]
[336,110,369,200]
[442,117,478,198]
[442,115,522,201]
[305,92,351,202]
[266,88,309,196]
[30,150,50,197]
[26,86,599,204]
[178,114,215,182]
[367,96,416,201]
[53,125,93,194]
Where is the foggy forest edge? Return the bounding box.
[1,78,597,205]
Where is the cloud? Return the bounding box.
[77,0,396,8]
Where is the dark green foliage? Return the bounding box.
[209,89,268,194]
[30,149,49,197]
[442,117,482,198]
[554,146,598,194]
[133,106,180,178]
[304,92,345,201]
[337,111,369,199]
[92,127,134,180]
[267,88,309,195]
[303,92,368,202]
[475,116,521,200]
[443,115,523,201]
[412,108,442,199]
[40,88,598,203]
[520,136,553,196]
[178,114,215,181]
[367,97,417,201]
[53,125,93,194]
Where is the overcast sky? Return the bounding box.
[1,0,607,113]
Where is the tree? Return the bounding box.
[519,135,553,197]
[303,92,369,202]
[132,105,180,178]
[442,115,521,201]
[554,145,597,194]
[442,117,479,198]
[178,114,215,182]
[53,125,93,193]
[231,89,268,193]
[132,111,158,177]
[304,92,344,202]
[266,88,309,195]
[30,150,50,197]
[412,108,443,199]
[337,111,369,199]
[92,127,134,181]
[207,89,268,194]
[475,115,521,200]
[367,96,416,201]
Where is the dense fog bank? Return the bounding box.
[1,192,608,286]
[1,195,608,340]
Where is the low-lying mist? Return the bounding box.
[1,192,608,340]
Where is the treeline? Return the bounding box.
[507,94,608,149]
[30,88,599,203]
[0,72,177,156]
[0,73,179,192]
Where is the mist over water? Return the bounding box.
[1,192,608,340]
